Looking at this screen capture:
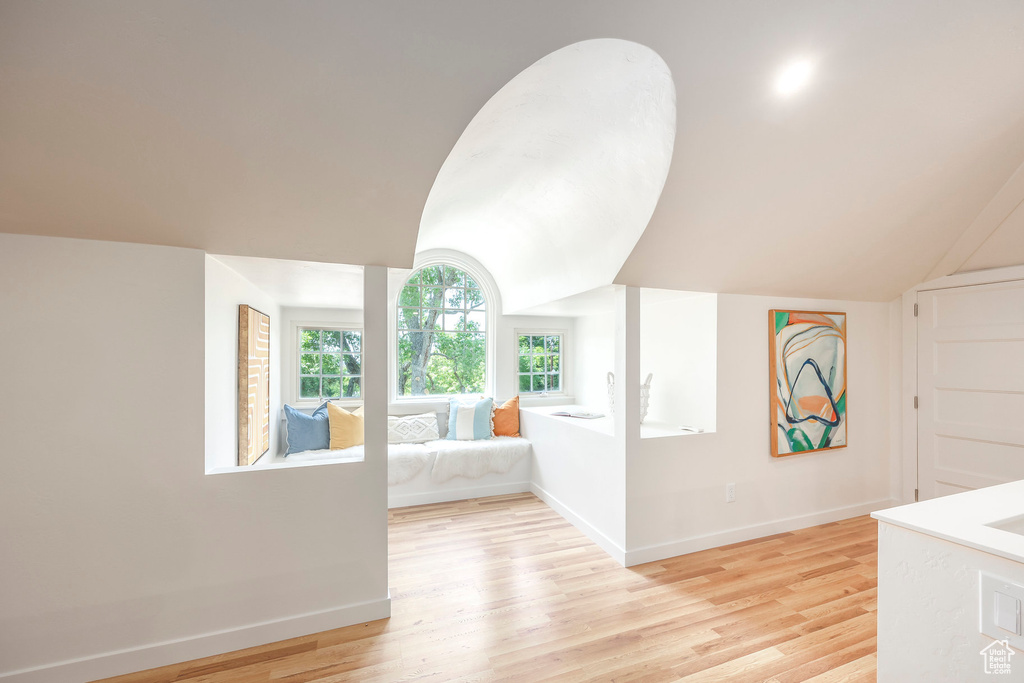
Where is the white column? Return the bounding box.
[362,265,390,599]
[611,285,640,559]
[614,285,642,448]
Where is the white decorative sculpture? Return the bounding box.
[607,371,615,415]
[606,372,653,423]
[640,373,653,424]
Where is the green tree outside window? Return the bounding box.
[397,265,486,396]
[300,328,361,399]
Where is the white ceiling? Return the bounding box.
[640,288,716,307]
[613,2,1024,300]
[2,1,1024,303]
[517,286,620,318]
[212,254,363,309]
[518,285,714,319]
[416,39,675,314]
[960,200,1024,274]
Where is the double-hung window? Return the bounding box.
[517,333,563,394]
[298,327,362,400]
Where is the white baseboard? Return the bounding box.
[530,483,627,565]
[624,497,899,566]
[388,481,531,508]
[0,596,392,683]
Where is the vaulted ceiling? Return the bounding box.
[2,1,1023,304]
[416,39,676,313]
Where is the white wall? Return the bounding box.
[573,309,616,413]
[956,180,1024,274]
[640,290,717,432]
[0,235,388,682]
[522,288,632,563]
[205,255,283,469]
[524,413,624,562]
[625,293,895,565]
[888,297,903,502]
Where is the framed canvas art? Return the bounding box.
[769,310,847,457]
[238,305,271,466]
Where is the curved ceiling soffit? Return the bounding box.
[415,38,677,314]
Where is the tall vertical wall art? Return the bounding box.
[769,310,847,457]
[238,305,271,466]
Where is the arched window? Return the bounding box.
[396,264,487,396]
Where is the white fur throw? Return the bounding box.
[286,443,431,485]
[428,437,531,483]
[285,439,530,486]
[387,444,432,485]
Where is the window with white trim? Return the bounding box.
[298,327,362,400]
[517,333,562,393]
[396,265,486,396]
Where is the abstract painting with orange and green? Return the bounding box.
[769,310,847,457]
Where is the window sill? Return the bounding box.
[390,393,486,401]
[206,453,364,474]
[387,398,454,417]
[518,393,575,408]
[282,399,364,415]
[640,420,714,440]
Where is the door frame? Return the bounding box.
[899,264,1024,505]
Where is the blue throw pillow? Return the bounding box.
[446,398,493,440]
[284,402,330,454]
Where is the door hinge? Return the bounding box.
[915,488,919,502]
[914,395,919,409]
[914,303,919,317]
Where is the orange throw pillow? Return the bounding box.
[493,396,521,437]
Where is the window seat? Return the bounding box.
[388,436,532,508]
[286,437,532,507]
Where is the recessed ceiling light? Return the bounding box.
[774,58,815,97]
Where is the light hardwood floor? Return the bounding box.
[100,493,878,682]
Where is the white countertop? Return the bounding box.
[872,480,1024,564]
[521,404,614,435]
[521,406,711,440]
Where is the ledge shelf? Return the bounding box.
[521,405,614,436]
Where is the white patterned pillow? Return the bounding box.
[387,412,440,444]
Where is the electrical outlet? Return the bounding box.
[726,483,736,503]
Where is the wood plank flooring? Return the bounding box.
[99,493,878,682]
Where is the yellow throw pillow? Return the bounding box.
[327,403,364,450]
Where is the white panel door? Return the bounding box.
[918,280,1024,500]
